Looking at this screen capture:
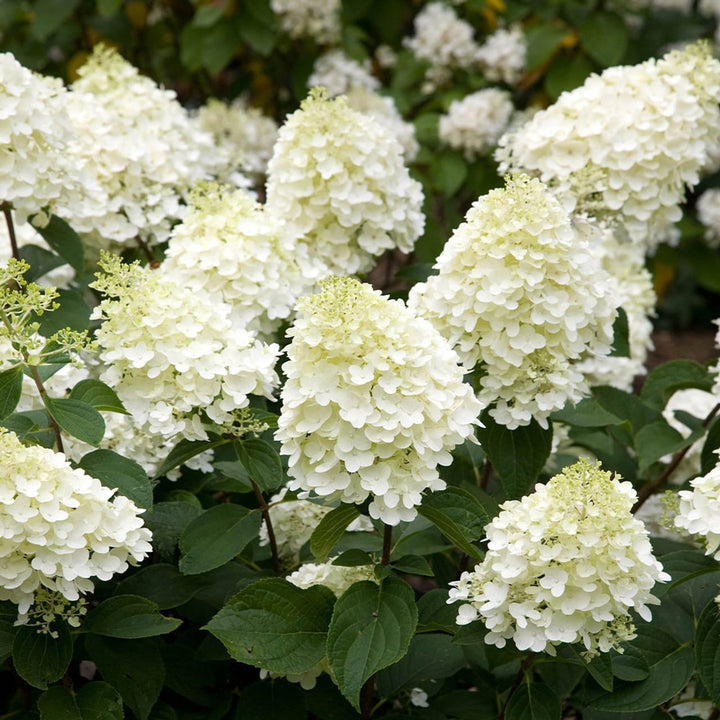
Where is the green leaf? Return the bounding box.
[180,20,240,74]
[97,0,123,16]
[29,0,82,41]
[640,360,713,411]
[431,153,467,198]
[505,682,561,720]
[477,411,553,499]
[19,244,65,282]
[587,627,694,711]
[78,449,152,509]
[235,2,277,55]
[39,682,124,720]
[38,686,82,720]
[635,421,687,473]
[525,22,568,71]
[544,53,594,100]
[695,600,720,705]
[579,11,628,66]
[43,396,105,446]
[142,501,201,562]
[37,288,92,334]
[326,576,418,711]
[332,549,374,567]
[390,554,434,577]
[593,386,663,439]
[204,578,336,674]
[178,503,262,575]
[1,408,55,447]
[114,564,203,609]
[70,378,128,414]
[12,621,73,689]
[85,636,164,720]
[418,487,487,560]
[192,3,224,26]
[235,438,283,492]
[0,365,23,420]
[551,397,623,428]
[310,504,361,560]
[32,214,84,272]
[154,437,228,480]
[0,602,18,663]
[609,307,630,358]
[83,595,182,639]
[702,417,720,474]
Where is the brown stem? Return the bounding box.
[381,523,392,566]
[633,401,720,513]
[30,365,64,454]
[251,480,280,575]
[498,655,535,720]
[480,459,492,490]
[136,236,160,268]
[2,203,19,261]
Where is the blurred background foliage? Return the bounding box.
[3,0,720,335]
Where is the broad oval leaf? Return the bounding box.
[179,503,262,575]
[505,682,561,720]
[114,563,203,609]
[82,595,182,639]
[43,396,104,446]
[204,577,336,674]
[12,621,73,689]
[0,365,23,420]
[695,600,720,705]
[38,686,82,720]
[154,437,228,480]
[69,378,128,414]
[640,359,713,411]
[310,504,361,560]
[234,437,283,492]
[78,449,152,509]
[39,682,124,720]
[32,214,84,272]
[327,575,418,711]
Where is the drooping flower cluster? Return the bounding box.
[91,253,280,441]
[270,0,341,44]
[438,88,515,160]
[408,175,617,429]
[476,25,527,85]
[161,182,307,339]
[674,458,720,558]
[276,276,482,525]
[308,49,380,97]
[0,428,152,615]
[448,459,670,657]
[496,42,720,252]
[265,89,424,278]
[66,44,220,251]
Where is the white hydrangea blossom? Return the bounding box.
[438,88,515,160]
[695,188,720,248]
[161,183,307,340]
[0,52,89,226]
[345,87,419,161]
[276,276,483,525]
[496,42,720,252]
[449,459,670,657]
[408,175,617,429]
[674,459,720,558]
[270,0,341,44]
[66,44,221,251]
[0,428,152,615]
[404,2,479,71]
[91,253,280,441]
[265,89,425,278]
[193,97,278,182]
[577,223,656,391]
[476,25,527,85]
[308,49,380,97]
[287,557,376,597]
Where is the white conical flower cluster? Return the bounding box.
[91,253,280,441]
[408,174,618,429]
[674,458,720,558]
[449,459,670,657]
[276,276,482,525]
[265,89,424,278]
[161,182,307,340]
[0,429,152,614]
[270,0,341,44]
[496,42,720,252]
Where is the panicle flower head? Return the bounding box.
[265,89,424,278]
[496,42,720,252]
[308,49,380,97]
[66,44,221,250]
[438,88,515,160]
[674,458,720,558]
[449,458,670,657]
[91,252,280,441]
[0,428,152,615]
[161,182,307,340]
[408,175,617,429]
[695,188,720,249]
[270,0,341,44]
[476,25,527,85]
[275,276,482,525]
[287,557,376,597]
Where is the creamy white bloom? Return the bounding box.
[266,89,424,278]
[0,429,152,614]
[276,276,482,525]
[308,49,380,97]
[674,459,720,558]
[404,2,479,71]
[476,25,527,85]
[449,459,670,657]
[270,0,341,44]
[696,188,720,248]
[438,88,515,160]
[91,253,280,441]
[409,175,617,429]
[287,558,376,597]
[496,42,720,252]
[66,44,221,251]
[161,183,307,340]
[193,97,278,183]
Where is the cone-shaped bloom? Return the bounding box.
[674,459,720,558]
[449,459,670,657]
[275,276,482,525]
